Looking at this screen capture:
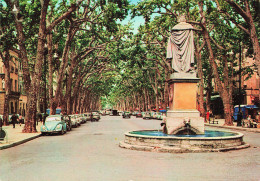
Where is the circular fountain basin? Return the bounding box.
[119,129,250,153]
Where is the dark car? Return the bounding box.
[122,112,131,119]
[136,112,142,118]
[110,110,119,116]
[63,115,72,131]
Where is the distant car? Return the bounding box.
[136,112,142,118]
[69,115,81,127]
[141,112,146,118]
[79,114,87,123]
[84,113,92,121]
[132,112,137,116]
[41,115,67,135]
[152,112,158,119]
[74,115,82,125]
[143,112,152,119]
[92,112,100,121]
[122,112,131,119]
[110,110,119,116]
[69,115,78,127]
[156,112,163,120]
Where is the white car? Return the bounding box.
[69,115,80,127]
[79,114,87,123]
[92,112,100,121]
[84,113,91,121]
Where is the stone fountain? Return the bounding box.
[119,16,249,153]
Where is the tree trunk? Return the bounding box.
[206,73,212,112]
[3,50,11,126]
[199,1,233,125]
[195,41,205,117]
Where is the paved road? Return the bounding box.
[0,116,259,181]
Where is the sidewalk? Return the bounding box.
[0,123,42,150]
[205,119,260,133]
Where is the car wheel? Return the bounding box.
[61,129,64,135]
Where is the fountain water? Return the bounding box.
[119,129,249,153]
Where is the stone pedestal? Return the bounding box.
[166,73,204,135]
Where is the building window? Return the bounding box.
[10,79,13,91]
[2,79,5,90]
[15,102,18,113]
[11,102,14,114]
[15,80,17,92]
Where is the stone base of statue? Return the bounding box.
[165,73,205,135]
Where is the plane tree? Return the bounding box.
[2,0,129,132]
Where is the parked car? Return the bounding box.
[136,112,142,118]
[143,112,152,119]
[132,111,137,116]
[63,115,72,131]
[156,112,163,120]
[92,111,100,121]
[74,114,82,126]
[110,110,119,116]
[79,114,87,123]
[84,113,92,121]
[122,111,131,119]
[41,115,67,135]
[69,115,78,127]
[152,112,158,119]
[141,112,146,118]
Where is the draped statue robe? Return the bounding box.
[167,22,194,73]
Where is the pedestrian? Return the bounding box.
[237,111,243,127]
[19,115,23,126]
[255,112,259,123]
[43,113,48,125]
[209,111,214,123]
[90,112,93,122]
[206,111,210,122]
[0,116,3,128]
[11,114,17,128]
[39,113,42,124]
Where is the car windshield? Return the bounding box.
[46,116,61,122]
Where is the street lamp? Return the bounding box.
[12,5,18,14]
[12,4,23,22]
[54,53,58,58]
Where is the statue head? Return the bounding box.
[177,15,186,23]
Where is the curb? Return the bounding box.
[205,124,260,133]
[0,134,41,150]
[119,141,250,153]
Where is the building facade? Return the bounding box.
[0,50,27,116]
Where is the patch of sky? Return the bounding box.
[118,0,165,34]
[1,1,7,7]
